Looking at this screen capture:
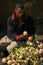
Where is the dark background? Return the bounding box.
[0,0,43,38]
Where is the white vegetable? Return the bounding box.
[36,41,39,43]
[29,42,33,46]
[12,54,16,59]
[40,57,43,61]
[7,60,12,65]
[36,49,39,53]
[39,49,43,54]
[11,63,15,65]
[25,47,28,50]
[12,59,15,62]
[17,63,20,65]
[40,43,43,48]
[23,31,28,36]
[2,58,7,63]
[34,51,38,55]
[29,49,32,52]
[7,56,10,60]
[19,55,23,59]
[26,58,29,61]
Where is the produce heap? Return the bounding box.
[2,31,43,65]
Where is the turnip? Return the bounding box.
[11,63,15,65]
[7,56,10,61]
[12,54,16,59]
[17,63,20,65]
[7,60,12,65]
[2,58,7,63]
[23,31,28,36]
[40,57,43,61]
[39,49,43,54]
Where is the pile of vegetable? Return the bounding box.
[2,40,43,65]
[1,31,43,65]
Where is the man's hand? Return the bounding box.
[28,35,34,41]
[15,35,24,41]
[16,31,29,41]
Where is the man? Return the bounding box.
[0,4,36,53]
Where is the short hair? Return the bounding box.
[15,3,24,10]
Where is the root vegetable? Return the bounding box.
[39,43,43,48]
[36,49,39,53]
[21,62,28,65]
[12,59,17,65]
[40,57,43,61]
[19,55,24,59]
[25,47,28,51]
[12,54,16,59]
[36,41,39,44]
[11,63,15,65]
[26,58,29,61]
[23,31,28,36]
[7,56,10,60]
[2,38,43,65]
[34,52,38,55]
[2,58,7,63]
[7,60,12,65]
[29,49,32,52]
[17,63,20,65]
[39,49,43,54]
[29,42,33,46]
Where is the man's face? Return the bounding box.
[15,8,24,18]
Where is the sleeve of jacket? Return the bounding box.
[7,16,18,40]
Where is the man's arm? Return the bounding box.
[7,16,18,40]
[7,16,23,41]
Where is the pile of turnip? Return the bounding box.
[2,31,43,65]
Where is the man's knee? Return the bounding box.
[0,35,11,43]
[0,35,12,47]
[6,41,18,53]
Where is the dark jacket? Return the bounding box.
[7,13,35,40]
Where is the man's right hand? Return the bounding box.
[15,35,24,41]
